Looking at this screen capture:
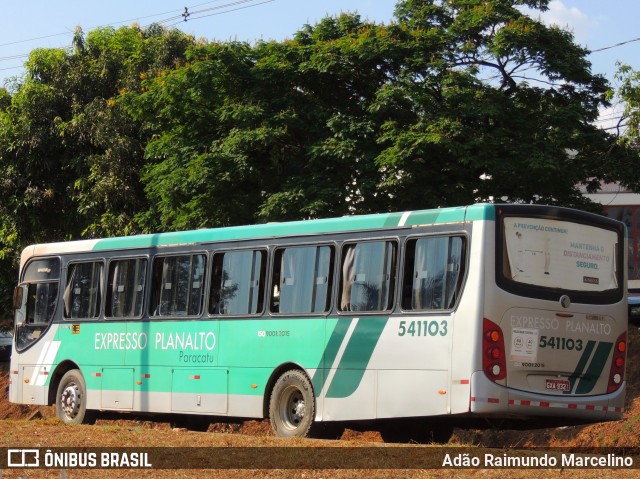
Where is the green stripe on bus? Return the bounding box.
[407,208,465,226]
[567,340,595,394]
[326,316,388,398]
[575,342,613,395]
[311,318,354,395]
[94,216,396,250]
[465,204,496,221]
[92,206,484,251]
[382,212,405,228]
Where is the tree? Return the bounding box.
[131,0,620,234]
[615,64,640,190]
[0,24,194,315]
[373,0,615,210]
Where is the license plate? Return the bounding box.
[545,379,570,391]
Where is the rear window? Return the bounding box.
[497,211,624,304]
[502,217,618,292]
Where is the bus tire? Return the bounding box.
[269,369,315,438]
[55,369,94,425]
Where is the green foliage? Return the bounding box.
[612,64,640,191]
[127,0,617,230]
[0,24,194,315]
[618,65,640,143]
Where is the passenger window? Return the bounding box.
[151,254,206,316]
[340,241,396,312]
[106,258,147,318]
[402,236,465,311]
[210,250,265,315]
[64,262,103,319]
[271,245,334,314]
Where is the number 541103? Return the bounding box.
[398,320,448,337]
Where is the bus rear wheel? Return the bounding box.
[269,370,315,438]
[55,369,93,425]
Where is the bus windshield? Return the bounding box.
[14,258,60,351]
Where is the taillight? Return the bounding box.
[483,318,507,382]
[607,332,626,394]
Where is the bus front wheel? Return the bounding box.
[269,370,315,438]
[55,369,93,425]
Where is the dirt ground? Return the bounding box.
[1,327,640,478]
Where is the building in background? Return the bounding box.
[581,182,640,291]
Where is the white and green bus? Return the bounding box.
[9,204,627,437]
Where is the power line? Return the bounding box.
[590,37,640,53]
[0,0,276,67]
[0,32,70,49]
[601,123,628,132]
[594,115,625,124]
[0,64,24,72]
[0,0,235,50]
[164,0,275,28]
[594,105,626,121]
[594,118,625,126]
[190,0,270,16]
[0,53,29,62]
[594,112,625,123]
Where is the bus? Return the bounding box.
[9,203,627,437]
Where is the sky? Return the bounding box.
[0,0,638,126]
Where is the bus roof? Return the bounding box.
[23,204,495,261]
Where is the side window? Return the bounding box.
[63,261,104,319]
[106,258,148,318]
[402,236,465,311]
[271,245,334,314]
[339,240,396,312]
[209,250,265,315]
[150,254,206,316]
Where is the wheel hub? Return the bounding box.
[292,399,305,420]
[282,387,306,428]
[61,384,80,419]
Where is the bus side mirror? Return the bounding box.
[12,286,23,310]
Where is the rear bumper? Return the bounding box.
[470,371,625,421]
